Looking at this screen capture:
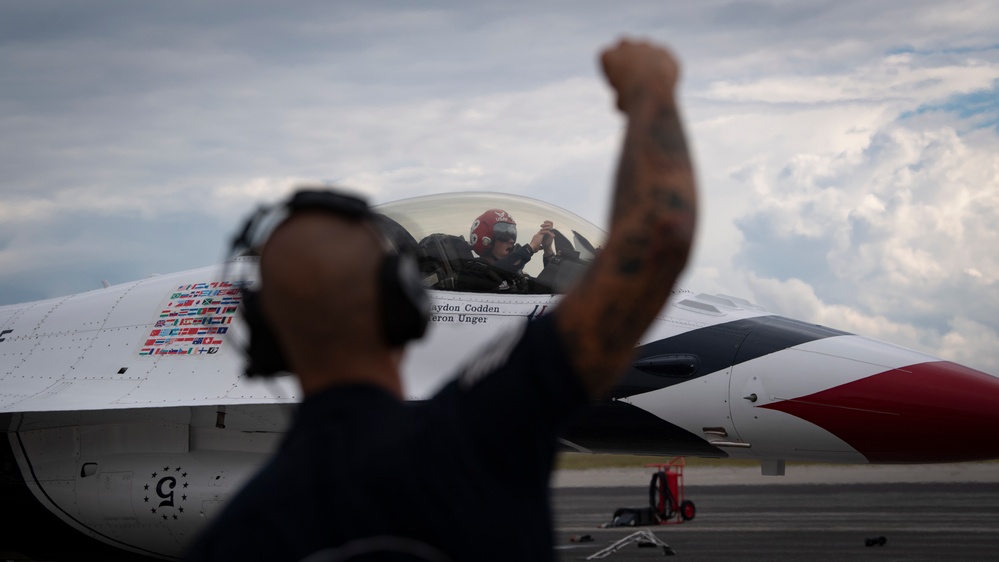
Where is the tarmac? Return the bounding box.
[6,462,997,561]
[551,462,999,561]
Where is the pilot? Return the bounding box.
[470,209,555,274]
[185,38,696,562]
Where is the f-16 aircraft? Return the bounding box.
[2,191,999,560]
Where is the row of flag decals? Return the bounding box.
[140,281,246,357]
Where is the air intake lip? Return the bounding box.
[633,354,700,378]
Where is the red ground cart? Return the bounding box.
[645,456,696,524]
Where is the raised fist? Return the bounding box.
[600,39,680,112]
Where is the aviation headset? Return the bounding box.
[229,189,431,377]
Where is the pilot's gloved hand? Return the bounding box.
[528,230,547,253]
[540,220,555,256]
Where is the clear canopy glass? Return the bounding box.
[375,192,606,294]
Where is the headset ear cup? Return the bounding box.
[240,289,290,377]
[380,252,430,346]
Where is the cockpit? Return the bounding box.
[375,192,605,295]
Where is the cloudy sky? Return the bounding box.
[2,1,997,373]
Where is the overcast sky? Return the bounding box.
[2,0,997,373]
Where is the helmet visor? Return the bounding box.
[492,221,517,243]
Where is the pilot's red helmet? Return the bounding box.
[470,209,517,256]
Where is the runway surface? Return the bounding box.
[4,463,997,560]
[551,464,999,561]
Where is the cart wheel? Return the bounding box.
[679,500,696,521]
[649,471,674,519]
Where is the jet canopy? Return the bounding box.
[375,192,606,295]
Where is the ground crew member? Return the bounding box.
[186,37,697,561]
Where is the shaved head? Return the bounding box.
[259,211,403,396]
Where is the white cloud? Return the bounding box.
[705,52,999,105]
[745,272,926,344]
[718,70,999,373]
[938,316,999,374]
[210,176,317,207]
[745,272,999,374]
[308,76,618,204]
[746,272,999,375]
[647,10,999,375]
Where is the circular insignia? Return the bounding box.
[143,465,191,522]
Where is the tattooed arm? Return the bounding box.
[556,39,697,398]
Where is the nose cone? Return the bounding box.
[762,361,999,463]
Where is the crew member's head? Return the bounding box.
[261,213,396,392]
[243,191,429,398]
[470,209,517,262]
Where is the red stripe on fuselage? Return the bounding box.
[761,361,999,463]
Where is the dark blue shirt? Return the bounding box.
[185,313,587,561]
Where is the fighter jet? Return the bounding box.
[2,191,998,560]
